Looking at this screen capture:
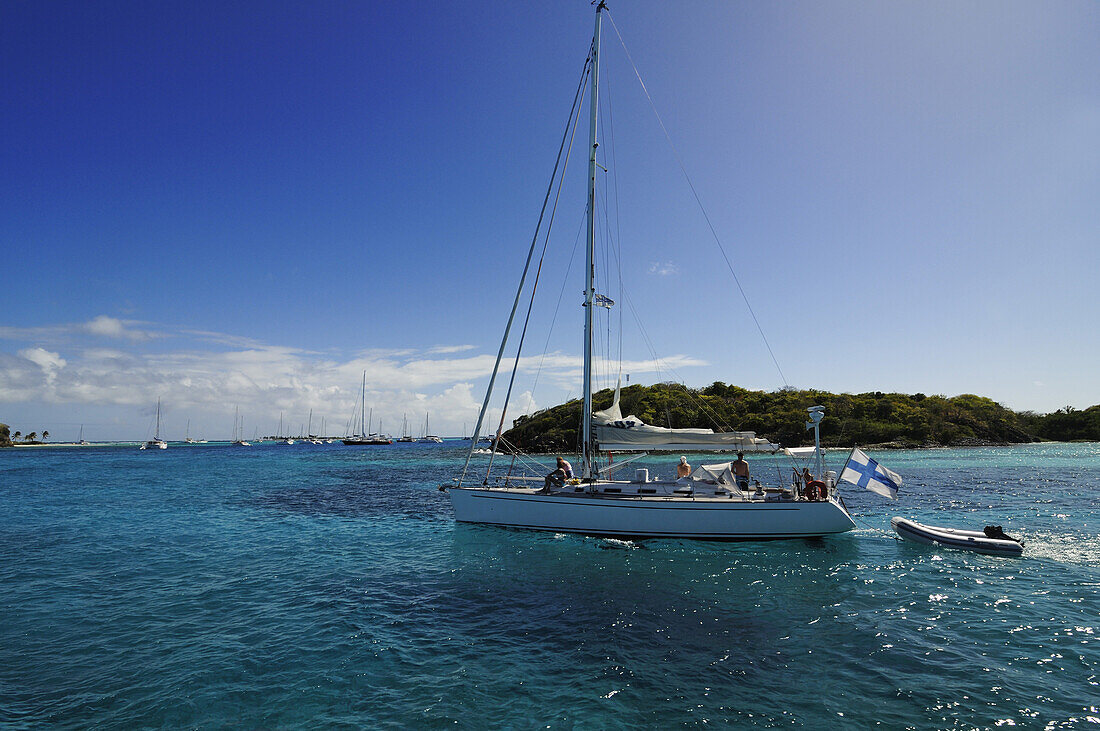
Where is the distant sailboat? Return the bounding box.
[343,372,392,445]
[306,409,322,444]
[397,413,415,443]
[140,399,168,450]
[418,412,443,443]
[278,412,294,444]
[232,406,251,446]
[183,419,207,444]
[78,424,88,446]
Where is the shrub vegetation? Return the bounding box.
[500,383,1097,453]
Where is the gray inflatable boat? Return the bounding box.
[892,517,1024,556]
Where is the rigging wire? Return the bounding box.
[605,10,789,388]
[604,53,625,375]
[484,52,590,481]
[459,50,593,485]
[528,209,586,400]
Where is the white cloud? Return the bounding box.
[17,347,67,385]
[178,329,268,349]
[0,322,707,438]
[0,315,159,343]
[648,261,679,276]
[82,315,155,341]
[427,344,476,355]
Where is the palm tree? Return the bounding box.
[26,432,37,442]
[13,431,21,441]
[42,430,49,442]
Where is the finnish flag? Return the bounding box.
[840,448,902,499]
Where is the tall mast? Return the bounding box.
[582,2,605,480]
[155,398,161,440]
[360,371,366,437]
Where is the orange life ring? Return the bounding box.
[806,480,827,501]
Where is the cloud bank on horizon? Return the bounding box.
[0,315,706,440]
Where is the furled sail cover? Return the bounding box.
[592,385,780,452]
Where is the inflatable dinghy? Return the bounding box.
[891,517,1024,556]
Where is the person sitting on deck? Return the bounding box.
[732,451,750,490]
[798,467,814,499]
[541,457,574,493]
[676,456,692,479]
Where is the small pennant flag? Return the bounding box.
[594,293,615,309]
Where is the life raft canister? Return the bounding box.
[806,480,827,501]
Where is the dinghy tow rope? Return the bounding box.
[849,509,899,540]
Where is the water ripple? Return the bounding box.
[0,442,1097,727]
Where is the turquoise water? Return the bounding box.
[1,442,1097,728]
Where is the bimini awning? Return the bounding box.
[784,446,820,460]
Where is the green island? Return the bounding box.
[502,383,1100,453]
[0,424,49,447]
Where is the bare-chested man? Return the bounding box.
[541,456,573,493]
[732,451,750,490]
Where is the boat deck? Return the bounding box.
[485,478,818,503]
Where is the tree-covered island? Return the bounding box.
[0,425,50,447]
[501,383,1100,453]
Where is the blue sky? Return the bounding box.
[2,1,1098,441]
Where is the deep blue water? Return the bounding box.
[1,442,1097,728]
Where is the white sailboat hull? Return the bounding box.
[450,487,855,540]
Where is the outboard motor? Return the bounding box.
[983,525,1020,543]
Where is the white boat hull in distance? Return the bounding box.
[597,440,779,453]
[450,487,855,540]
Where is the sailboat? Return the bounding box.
[140,399,168,450]
[343,372,392,445]
[232,406,251,446]
[305,409,322,444]
[278,412,294,444]
[417,412,443,443]
[184,419,208,444]
[397,413,415,443]
[78,424,88,446]
[446,3,854,540]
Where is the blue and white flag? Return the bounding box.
[840,448,902,499]
[594,293,615,309]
